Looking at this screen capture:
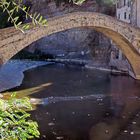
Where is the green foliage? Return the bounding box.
[54,0,86,6]
[0,0,116,31]
[0,0,47,32]
[72,0,86,5]
[95,0,116,6]
[0,0,87,31]
[55,0,115,6]
[0,93,40,140]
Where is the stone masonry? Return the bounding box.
[0,12,140,79]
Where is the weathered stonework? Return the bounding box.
[0,12,140,79]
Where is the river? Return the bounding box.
[1,60,140,140]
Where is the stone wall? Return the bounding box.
[1,11,140,79]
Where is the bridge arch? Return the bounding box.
[0,12,140,79]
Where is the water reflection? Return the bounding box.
[3,83,53,99]
[3,64,140,140]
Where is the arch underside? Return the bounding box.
[0,12,140,79]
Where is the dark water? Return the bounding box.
[7,64,140,140]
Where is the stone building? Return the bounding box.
[116,0,131,23]
[114,0,131,61]
[110,0,140,72]
[116,0,140,27]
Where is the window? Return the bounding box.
[124,0,126,6]
[117,0,121,8]
[117,2,119,8]
[124,12,127,19]
[129,14,131,19]
[118,14,121,19]
[128,1,131,7]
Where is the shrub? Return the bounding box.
[0,94,40,140]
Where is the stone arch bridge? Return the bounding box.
[0,12,140,79]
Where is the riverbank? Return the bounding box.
[0,60,53,92]
[47,58,129,76]
[0,58,131,93]
[85,64,128,75]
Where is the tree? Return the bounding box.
[0,0,87,32]
[0,0,116,31]
[0,0,48,32]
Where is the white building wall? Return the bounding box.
[112,0,138,71]
[115,0,131,60]
[116,0,131,23]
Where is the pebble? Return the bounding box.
[87,114,91,117]
[46,112,49,115]
[122,115,126,119]
[105,130,109,134]
[106,113,110,116]
[72,112,75,115]
[97,98,103,101]
[56,136,64,140]
[124,130,128,133]
[52,132,57,135]
[132,121,136,124]
[130,131,134,135]
[42,135,46,138]
[48,122,55,126]
[80,97,84,100]
[98,103,104,105]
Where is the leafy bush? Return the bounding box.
[0,0,48,32]
[0,94,40,140]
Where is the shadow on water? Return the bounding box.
[3,64,140,140]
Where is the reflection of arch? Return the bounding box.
[0,12,140,79]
